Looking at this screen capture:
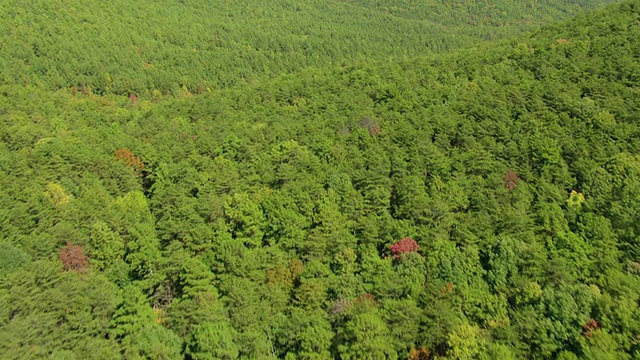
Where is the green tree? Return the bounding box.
[187,321,239,360]
[446,323,485,360]
[109,285,181,359]
[280,308,333,360]
[88,221,125,271]
[336,311,397,360]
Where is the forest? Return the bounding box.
[1,0,639,359]
[0,0,617,94]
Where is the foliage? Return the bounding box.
[0,0,616,95]
[1,0,639,359]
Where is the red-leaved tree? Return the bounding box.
[390,237,419,259]
[60,242,89,271]
[583,319,600,338]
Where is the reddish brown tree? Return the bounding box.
[368,123,382,137]
[409,346,432,360]
[390,237,419,258]
[440,282,454,296]
[504,170,521,191]
[354,293,377,307]
[358,116,382,137]
[60,242,88,271]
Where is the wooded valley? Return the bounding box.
[1,0,639,359]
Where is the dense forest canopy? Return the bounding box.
[1,0,640,359]
[0,0,617,94]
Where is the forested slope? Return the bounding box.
[1,0,640,359]
[0,0,616,95]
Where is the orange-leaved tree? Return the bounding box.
[115,148,145,176]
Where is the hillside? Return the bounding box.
[1,0,640,359]
[0,0,616,95]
